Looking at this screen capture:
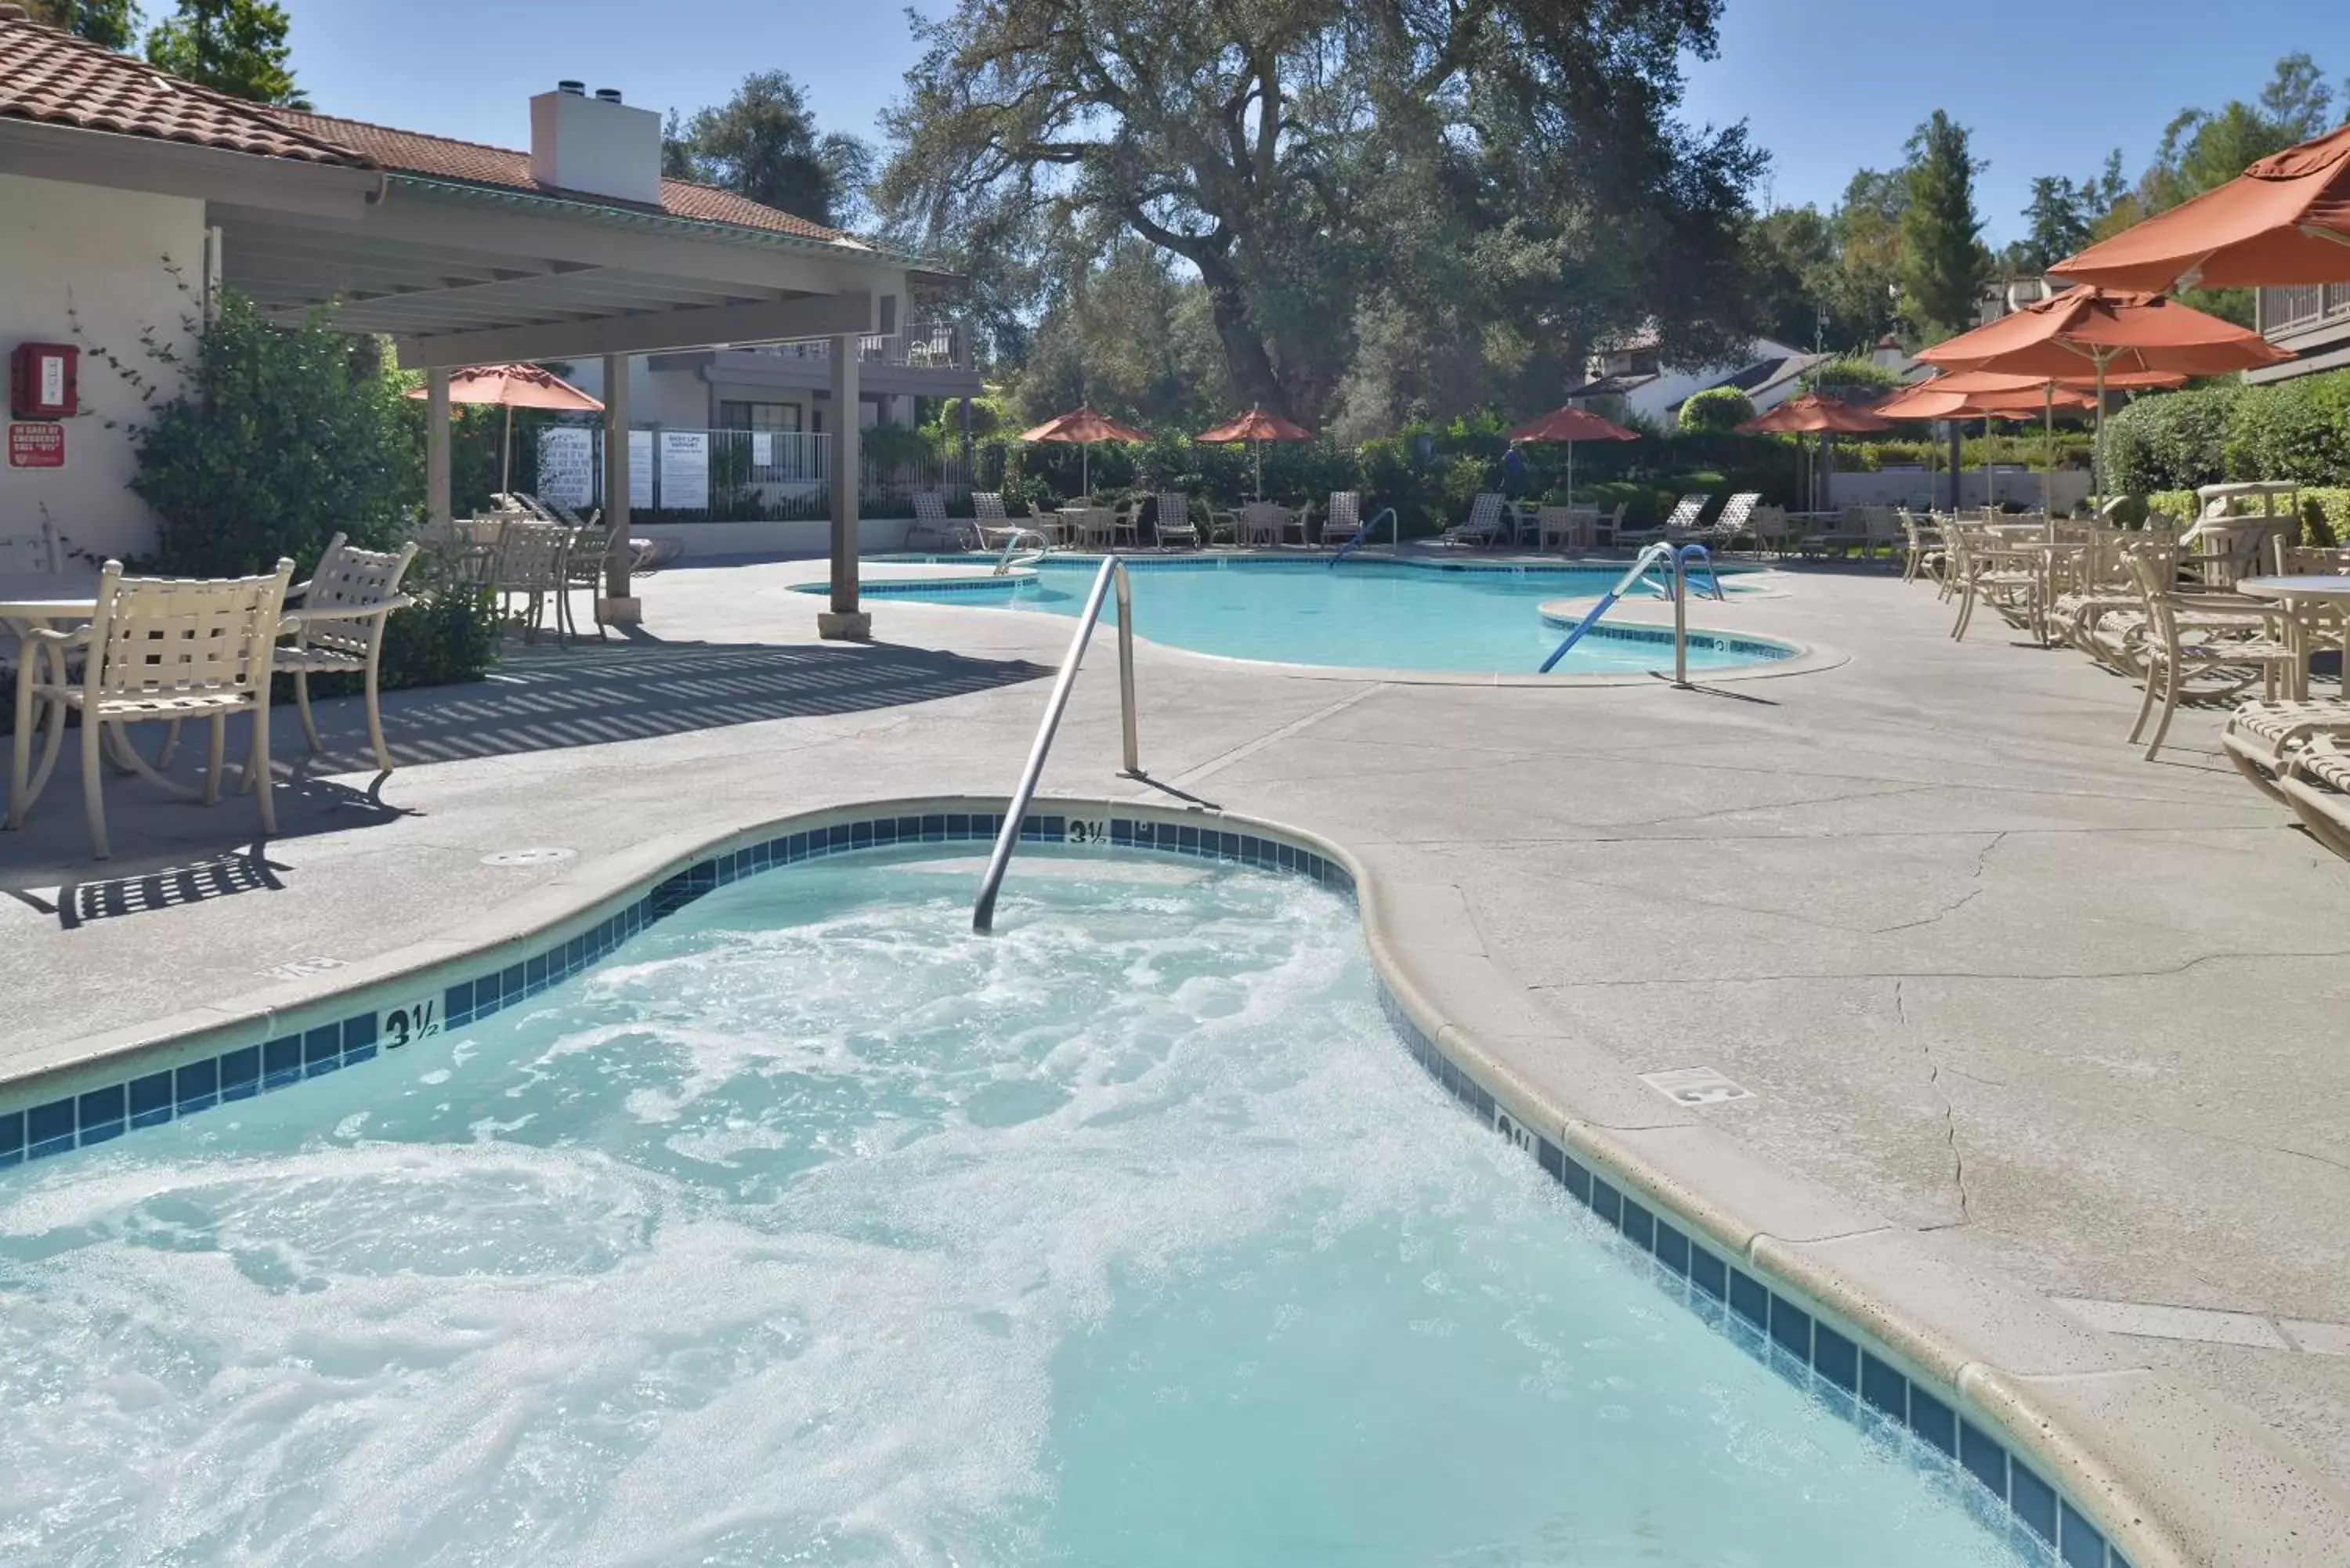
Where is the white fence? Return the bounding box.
[535,425,968,521]
[1829,467,2093,514]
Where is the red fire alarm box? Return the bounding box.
[9,343,78,419]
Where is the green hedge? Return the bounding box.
[2101,370,2350,494]
[2146,487,2350,547]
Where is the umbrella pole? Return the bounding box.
[2093,357,2108,514]
[1984,416,1994,511]
[2043,385,2054,515]
[1567,441,1575,510]
[501,403,513,496]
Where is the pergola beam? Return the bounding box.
[395,291,881,368]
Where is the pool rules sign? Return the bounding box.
[7,421,64,468]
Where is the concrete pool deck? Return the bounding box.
[3,550,2348,1562]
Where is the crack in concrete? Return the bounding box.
[1872,831,2006,936]
[1896,977,1974,1231]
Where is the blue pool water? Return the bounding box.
[0,852,2036,1566]
[855,558,1786,674]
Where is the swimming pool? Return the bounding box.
[0,846,2047,1566]
[839,557,1792,675]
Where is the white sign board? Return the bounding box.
[536,427,594,508]
[627,429,654,511]
[751,432,773,468]
[659,430,710,512]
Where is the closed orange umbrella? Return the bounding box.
[405,363,603,493]
[1916,287,2288,501]
[1506,404,1639,506]
[1197,405,1313,499]
[2051,122,2350,291]
[1018,406,1151,496]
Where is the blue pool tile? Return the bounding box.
[789,830,812,860]
[1813,1323,1859,1392]
[2059,1501,2103,1567]
[1559,1153,1592,1205]
[1909,1386,1958,1456]
[1618,1196,1654,1251]
[566,935,586,969]
[444,979,475,1022]
[1108,818,1133,846]
[851,822,873,849]
[27,1097,74,1149]
[526,954,548,989]
[2110,1552,2131,1568]
[1959,1418,2008,1501]
[1043,816,1066,842]
[0,1110,22,1163]
[304,1025,343,1077]
[128,1071,174,1129]
[1177,826,1200,854]
[219,1046,261,1101]
[1589,1177,1622,1227]
[1689,1246,1726,1300]
[1860,1353,1906,1421]
[898,815,922,842]
[342,1013,377,1054]
[1769,1295,1812,1360]
[501,964,525,1003]
[262,1035,303,1088]
[2011,1462,2058,1545]
[1219,831,1240,860]
[175,1057,221,1112]
[1652,1220,1690,1276]
[1727,1269,1769,1329]
[925,813,949,841]
[78,1084,126,1143]
[1537,1136,1564,1183]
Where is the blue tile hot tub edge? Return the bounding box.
[0,799,2108,1567]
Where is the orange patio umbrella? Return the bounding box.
[1876,378,2102,509]
[1506,404,1639,506]
[1018,406,1151,496]
[1915,286,2289,501]
[2050,121,2350,292]
[405,363,603,494]
[1197,405,1313,500]
[1733,393,1893,514]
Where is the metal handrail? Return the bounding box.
[1672,543,1724,602]
[992,526,1052,576]
[1329,507,1400,567]
[1538,541,1675,672]
[973,555,1141,933]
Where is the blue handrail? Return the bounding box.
[1672,544,1724,602]
[1329,507,1399,567]
[1538,542,1675,672]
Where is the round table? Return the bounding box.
[2236,576,2350,699]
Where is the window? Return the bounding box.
[718,400,802,432]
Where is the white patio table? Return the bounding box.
[2236,575,2350,699]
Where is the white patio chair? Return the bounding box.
[8,558,294,859]
[1436,492,1506,547]
[492,520,573,645]
[1622,493,1707,551]
[273,533,419,773]
[1153,493,1202,550]
[906,490,977,552]
[1321,491,1365,548]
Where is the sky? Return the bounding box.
[278,0,2342,248]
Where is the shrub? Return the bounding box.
[102,290,421,576]
[282,580,500,700]
[1805,356,1900,392]
[2145,486,2350,544]
[2098,385,2240,493]
[1679,387,1755,433]
[2223,375,2350,486]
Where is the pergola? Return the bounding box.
[1,95,914,637]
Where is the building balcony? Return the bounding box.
[648,321,984,399]
[2248,284,2350,383]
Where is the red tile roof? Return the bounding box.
[0,13,361,164]
[274,109,851,244]
[0,15,851,246]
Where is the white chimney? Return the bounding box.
[529,82,661,205]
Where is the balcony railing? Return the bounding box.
[2260,284,2350,338]
[740,322,967,370]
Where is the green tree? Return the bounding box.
[876,0,1762,423]
[143,0,304,107]
[1678,386,1755,433]
[1898,110,1990,341]
[668,72,872,230]
[1744,204,1838,349]
[1827,170,1907,345]
[25,0,139,48]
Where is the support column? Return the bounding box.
[598,352,641,625]
[820,334,869,640]
[1944,420,1964,513]
[425,367,452,525]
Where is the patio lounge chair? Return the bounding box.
[906,491,977,552]
[1619,493,1706,551]
[2119,546,2299,761]
[2222,698,2350,802]
[1154,493,1202,550]
[2280,733,2350,859]
[8,558,295,859]
[1437,493,1506,547]
[273,533,419,773]
[1321,491,1365,548]
[1682,492,1759,553]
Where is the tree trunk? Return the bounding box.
[1199,263,1288,417]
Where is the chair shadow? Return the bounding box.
[0,638,1047,892]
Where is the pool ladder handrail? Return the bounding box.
[1537,541,1676,672]
[1328,508,1400,567]
[974,554,1141,933]
[992,526,1053,576]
